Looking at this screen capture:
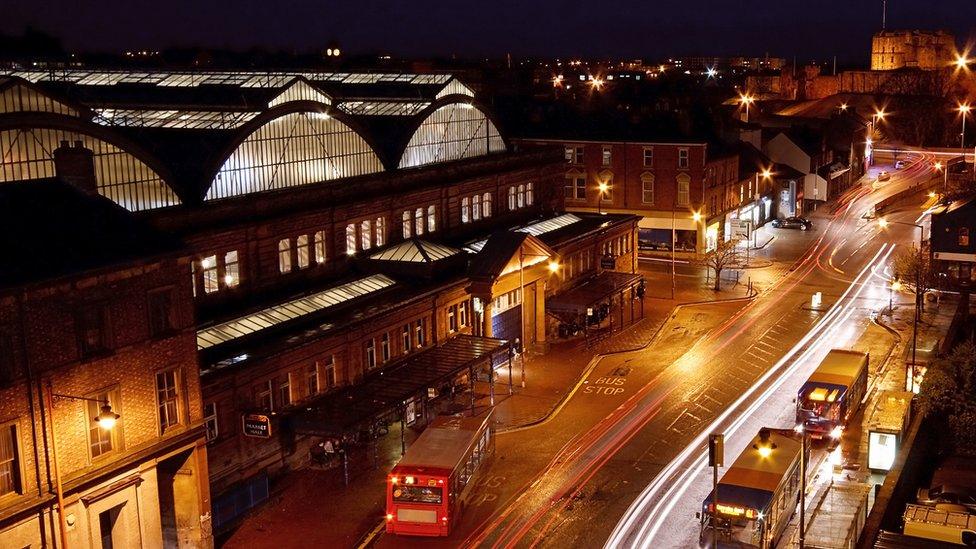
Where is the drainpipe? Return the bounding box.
[16,290,49,545]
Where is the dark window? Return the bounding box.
[204,403,218,442]
[76,304,110,358]
[147,289,175,338]
[0,330,14,382]
[959,227,970,247]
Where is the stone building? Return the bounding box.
[870,30,957,71]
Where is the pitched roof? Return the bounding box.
[468,231,554,281]
[0,179,182,288]
[368,239,460,263]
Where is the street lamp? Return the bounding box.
[739,93,756,123]
[44,380,121,548]
[955,54,971,71]
[878,217,925,392]
[958,103,971,150]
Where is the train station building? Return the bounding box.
[0,69,641,534]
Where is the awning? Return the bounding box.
[291,335,509,436]
[547,271,644,318]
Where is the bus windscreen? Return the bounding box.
[393,485,443,505]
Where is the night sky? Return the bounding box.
[3,0,975,63]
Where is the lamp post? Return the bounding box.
[44,380,121,549]
[793,425,807,549]
[879,217,924,392]
[934,161,948,196]
[958,103,971,150]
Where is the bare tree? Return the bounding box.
[892,247,936,312]
[698,238,742,291]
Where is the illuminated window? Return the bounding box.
[345,224,356,255]
[224,250,240,287]
[402,211,412,239]
[414,208,424,236]
[427,205,437,232]
[201,255,219,293]
[602,146,612,166]
[398,103,505,168]
[526,182,534,205]
[448,305,458,333]
[517,184,525,208]
[564,147,574,163]
[296,235,310,269]
[462,197,470,223]
[278,239,292,273]
[360,220,372,251]
[414,318,426,348]
[472,194,481,221]
[482,193,492,218]
[314,231,327,264]
[375,217,385,247]
[508,186,516,210]
[459,301,468,326]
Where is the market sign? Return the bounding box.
[242,413,272,438]
[600,256,616,269]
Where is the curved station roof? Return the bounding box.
[0,70,506,211]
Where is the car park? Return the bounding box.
[771,216,812,230]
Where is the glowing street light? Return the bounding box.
[935,161,949,194]
[955,53,971,71]
[706,67,717,78]
[597,181,610,214]
[589,77,605,90]
[691,211,703,223]
[739,93,756,123]
[958,103,971,149]
[839,102,848,112]
[547,260,561,273]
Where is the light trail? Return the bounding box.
[606,242,893,549]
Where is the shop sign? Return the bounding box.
[600,256,616,269]
[242,413,272,438]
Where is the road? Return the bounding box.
[373,154,936,549]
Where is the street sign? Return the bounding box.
[242,413,272,438]
[708,433,724,467]
[733,220,752,239]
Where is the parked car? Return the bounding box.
[895,160,907,169]
[771,217,812,230]
[917,484,976,513]
[877,171,891,181]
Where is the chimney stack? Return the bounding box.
[53,140,98,195]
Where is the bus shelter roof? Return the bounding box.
[291,335,509,436]
[547,271,644,318]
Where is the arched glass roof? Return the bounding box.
[398,103,505,169]
[205,111,383,201]
[0,125,180,211]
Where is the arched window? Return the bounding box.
[345,224,356,255]
[472,194,482,221]
[517,184,525,208]
[314,231,327,264]
[526,183,534,206]
[415,208,424,236]
[462,196,471,223]
[482,193,492,217]
[398,103,505,168]
[375,217,385,247]
[207,111,383,200]
[508,187,516,211]
[360,220,372,251]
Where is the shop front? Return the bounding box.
[636,215,701,254]
[723,194,774,243]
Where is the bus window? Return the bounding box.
[393,485,443,505]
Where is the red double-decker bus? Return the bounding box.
[385,411,494,536]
